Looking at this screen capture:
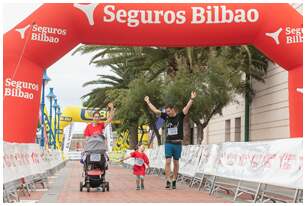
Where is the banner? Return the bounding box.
[3,142,65,184]
[179,145,202,177]
[156,145,165,169]
[104,124,113,152]
[146,138,303,189]
[197,144,221,175]
[215,139,303,189]
[179,145,191,175]
[146,148,159,169]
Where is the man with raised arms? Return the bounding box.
[144,91,197,189]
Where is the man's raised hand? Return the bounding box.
[191,91,197,99]
[107,102,114,109]
[144,96,150,103]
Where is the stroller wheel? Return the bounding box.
[102,185,106,192]
[80,182,83,192]
[86,183,90,192]
[106,182,110,192]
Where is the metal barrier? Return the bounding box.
[66,151,82,160]
[3,160,67,203]
[122,140,303,203]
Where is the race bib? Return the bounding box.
[134,158,144,166]
[168,127,178,136]
[90,153,101,162]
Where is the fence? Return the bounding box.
[3,142,67,202]
[123,138,303,203]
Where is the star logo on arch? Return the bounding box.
[73,3,99,26]
[15,24,31,39]
[265,28,282,45]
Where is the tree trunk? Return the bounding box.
[183,114,191,145]
[139,125,145,144]
[128,125,138,149]
[144,109,162,146]
[196,123,204,144]
[149,122,162,146]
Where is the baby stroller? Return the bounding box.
[80,135,110,192]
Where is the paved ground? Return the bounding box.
[19,161,232,203]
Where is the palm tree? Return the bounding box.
[73,45,169,148]
[74,45,189,146]
[74,44,268,146]
[73,46,142,107]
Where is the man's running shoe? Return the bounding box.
[165,181,171,189]
[172,180,176,189]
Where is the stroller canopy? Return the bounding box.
[84,135,107,152]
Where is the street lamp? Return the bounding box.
[40,70,51,148]
[47,88,56,147]
[56,106,62,150]
[52,98,58,149]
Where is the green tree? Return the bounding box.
[162,46,268,144]
[74,44,268,146]
[73,45,186,147]
[106,78,163,149]
[73,46,146,108]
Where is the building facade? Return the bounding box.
[194,4,303,144]
[199,62,290,144]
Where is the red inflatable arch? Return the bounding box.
[4,3,303,143]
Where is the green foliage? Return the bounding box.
[163,68,195,109]
[109,78,163,126]
[74,44,268,146]
[163,54,232,127]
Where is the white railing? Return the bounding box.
[3,142,66,184]
[123,138,303,190]
[66,151,82,160]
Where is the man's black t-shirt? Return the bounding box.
[160,112,185,144]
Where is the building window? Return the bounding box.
[235,117,241,142]
[225,119,231,142]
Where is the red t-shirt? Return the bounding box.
[130,151,149,176]
[84,123,105,138]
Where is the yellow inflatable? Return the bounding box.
[56,105,148,151]
[112,125,150,151]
